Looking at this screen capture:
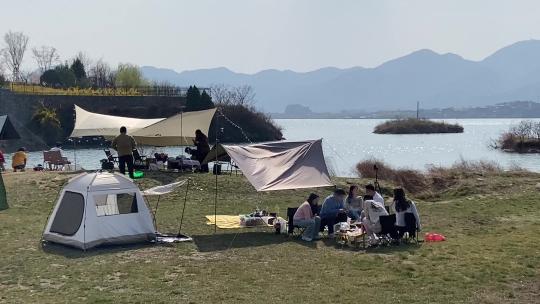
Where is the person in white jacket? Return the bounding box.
[391,187,421,239]
[362,199,388,238]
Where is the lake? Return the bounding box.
[2,118,539,177]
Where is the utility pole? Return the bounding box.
[416,101,420,119]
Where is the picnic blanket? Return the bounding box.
[205,215,280,229]
[205,215,243,229]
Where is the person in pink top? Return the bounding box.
[293,193,322,242]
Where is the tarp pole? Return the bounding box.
[177,178,190,236]
[214,110,219,233]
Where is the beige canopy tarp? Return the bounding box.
[221,139,333,191]
[70,105,216,146]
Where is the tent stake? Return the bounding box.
[177,179,190,236]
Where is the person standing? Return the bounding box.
[0,147,5,172]
[112,126,137,178]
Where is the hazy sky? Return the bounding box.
[2,0,540,73]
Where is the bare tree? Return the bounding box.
[533,122,540,141]
[511,120,534,144]
[88,58,112,87]
[32,46,60,73]
[1,31,29,81]
[210,84,255,106]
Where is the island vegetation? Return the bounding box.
[374,118,464,134]
[493,120,540,153]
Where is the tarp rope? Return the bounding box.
[216,107,253,144]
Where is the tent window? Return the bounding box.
[50,191,85,236]
[94,192,138,217]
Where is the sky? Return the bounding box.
[1,0,540,74]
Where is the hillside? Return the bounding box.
[142,40,540,113]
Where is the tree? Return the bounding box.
[210,84,255,106]
[185,86,201,111]
[30,102,62,145]
[114,63,148,87]
[40,64,76,87]
[533,122,540,141]
[70,58,86,84]
[1,31,29,81]
[200,90,214,110]
[32,46,59,73]
[88,58,113,88]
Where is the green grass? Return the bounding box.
[0,171,539,303]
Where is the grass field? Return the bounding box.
[0,170,539,303]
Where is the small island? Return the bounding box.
[494,120,540,153]
[374,118,464,134]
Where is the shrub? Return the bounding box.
[495,120,540,152]
[374,118,464,134]
[356,158,505,195]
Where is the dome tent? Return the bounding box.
[43,172,155,250]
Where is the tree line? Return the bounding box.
[0,31,152,88]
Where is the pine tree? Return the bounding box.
[200,90,214,110]
[185,85,202,111]
[70,58,86,84]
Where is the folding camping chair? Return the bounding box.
[104,149,118,164]
[378,214,397,245]
[287,207,306,236]
[403,213,420,244]
[132,149,149,170]
[43,150,70,171]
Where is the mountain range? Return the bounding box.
[141,40,540,113]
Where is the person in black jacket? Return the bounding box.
[193,129,210,172]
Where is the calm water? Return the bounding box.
[3,119,539,177]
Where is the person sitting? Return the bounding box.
[319,189,347,238]
[0,148,5,171]
[12,147,27,172]
[391,187,421,239]
[345,185,363,222]
[362,199,389,241]
[293,193,322,242]
[365,183,384,207]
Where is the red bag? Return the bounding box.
[424,232,446,242]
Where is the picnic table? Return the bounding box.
[335,223,367,249]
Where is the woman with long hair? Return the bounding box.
[391,187,421,239]
[293,193,322,242]
[345,185,363,221]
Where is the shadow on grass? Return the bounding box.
[193,231,317,252]
[41,240,156,259]
[141,171,195,185]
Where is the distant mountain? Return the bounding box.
[141,39,540,112]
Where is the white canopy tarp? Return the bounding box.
[142,180,187,196]
[222,139,333,191]
[70,105,163,138]
[132,108,216,146]
[70,105,216,146]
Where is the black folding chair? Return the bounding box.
[404,213,420,244]
[132,149,148,170]
[287,207,306,236]
[104,149,118,164]
[378,214,397,245]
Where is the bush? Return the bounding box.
[495,120,540,153]
[210,104,283,143]
[374,118,464,134]
[356,158,505,195]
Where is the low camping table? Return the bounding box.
[336,228,366,249]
